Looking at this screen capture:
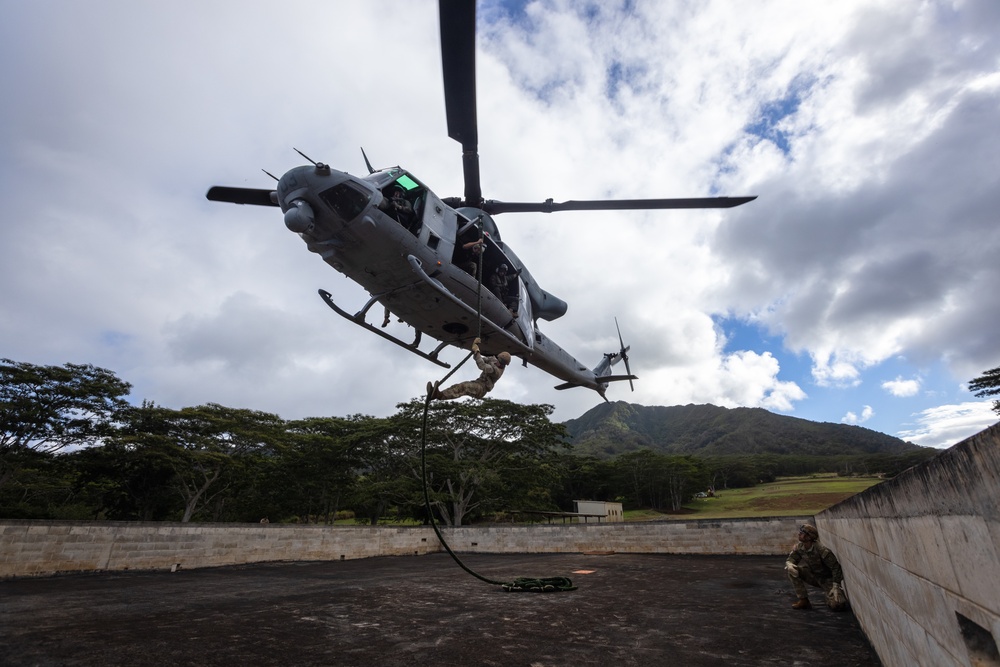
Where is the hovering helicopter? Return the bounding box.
[206,0,755,400]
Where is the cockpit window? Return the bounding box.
[395,174,420,191]
[320,183,369,221]
[362,171,394,188]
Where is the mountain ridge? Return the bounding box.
[562,402,922,458]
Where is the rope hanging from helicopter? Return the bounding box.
[419,218,575,593]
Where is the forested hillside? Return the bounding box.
[564,402,922,458]
[2,358,937,522]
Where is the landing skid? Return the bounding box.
[318,289,452,369]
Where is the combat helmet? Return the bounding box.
[798,523,819,540]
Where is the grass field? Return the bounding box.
[624,474,883,521]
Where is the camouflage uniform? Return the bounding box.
[786,540,843,599]
[436,351,506,400]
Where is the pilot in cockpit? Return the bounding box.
[380,185,415,228]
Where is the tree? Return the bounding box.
[395,398,568,526]
[661,456,708,511]
[69,437,178,520]
[704,456,760,490]
[969,366,1000,416]
[346,415,417,525]
[611,450,708,511]
[283,416,365,523]
[548,453,615,508]
[116,402,285,522]
[1,358,131,488]
[0,448,80,519]
[613,449,664,509]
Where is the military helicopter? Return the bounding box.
[206,0,755,400]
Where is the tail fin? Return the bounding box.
[593,347,637,386]
[551,319,637,399]
[596,318,636,388]
[591,319,637,399]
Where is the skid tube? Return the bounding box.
[318,289,451,368]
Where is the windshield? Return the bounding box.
[319,182,369,221]
[362,168,423,192]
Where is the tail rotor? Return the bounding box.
[615,317,634,392]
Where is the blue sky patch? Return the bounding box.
[744,75,814,155]
[605,59,647,101]
[716,315,978,441]
[716,315,811,378]
[479,0,535,29]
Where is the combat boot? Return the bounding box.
[792,597,811,610]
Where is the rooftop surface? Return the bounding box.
[0,552,881,666]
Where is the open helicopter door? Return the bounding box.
[513,275,534,352]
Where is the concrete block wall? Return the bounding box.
[817,421,1000,667]
[0,516,808,579]
[446,516,807,556]
[0,522,439,577]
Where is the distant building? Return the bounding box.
[573,500,624,523]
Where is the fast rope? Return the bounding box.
[420,221,575,593]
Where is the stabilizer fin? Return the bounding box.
[595,374,639,384]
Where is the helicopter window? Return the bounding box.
[395,174,420,191]
[320,183,369,221]
[362,171,395,188]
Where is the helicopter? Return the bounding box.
[206,0,755,400]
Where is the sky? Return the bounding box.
[2,0,998,449]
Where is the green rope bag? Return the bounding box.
[501,576,577,593]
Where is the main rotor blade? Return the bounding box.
[482,196,757,215]
[439,0,482,206]
[206,186,279,207]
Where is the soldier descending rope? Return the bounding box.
[428,338,510,400]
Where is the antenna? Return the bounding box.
[361,147,375,174]
[293,147,317,165]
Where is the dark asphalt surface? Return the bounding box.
[0,553,880,666]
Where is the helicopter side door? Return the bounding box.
[513,274,534,352]
[416,189,458,260]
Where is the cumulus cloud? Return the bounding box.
[897,402,998,449]
[881,376,921,397]
[842,405,874,424]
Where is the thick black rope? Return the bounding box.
[420,221,575,593]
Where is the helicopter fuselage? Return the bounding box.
[275,162,617,394]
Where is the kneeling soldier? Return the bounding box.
[785,523,847,610]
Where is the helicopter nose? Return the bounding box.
[284,199,315,233]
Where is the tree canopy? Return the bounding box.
[1,358,131,488]
[969,366,1000,415]
[397,398,569,526]
[1,357,940,523]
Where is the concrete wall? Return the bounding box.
[0,515,809,579]
[817,421,1000,667]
